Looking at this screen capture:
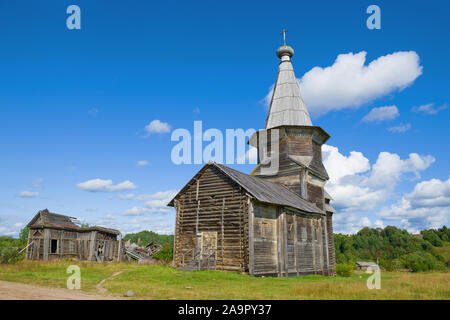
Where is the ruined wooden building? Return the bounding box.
[25,209,122,262]
[168,41,337,277]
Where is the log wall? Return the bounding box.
[173,166,249,272]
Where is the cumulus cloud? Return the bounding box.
[134,190,178,201]
[16,191,39,198]
[236,146,258,164]
[368,152,435,187]
[377,197,449,234]
[137,160,149,166]
[123,190,177,216]
[323,145,434,214]
[334,214,384,235]
[323,144,447,233]
[362,105,399,123]
[412,103,447,115]
[145,120,171,135]
[76,179,136,192]
[118,193,135,200]
[387,123,411,133]
[406,176,450,208]
[264,51,422,116]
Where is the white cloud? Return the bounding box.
[137,160,149,166]
[264,51,422,116]
[387,123,411,133]
[323,145,434,214]
[144,120,171,134]
[88,107,99,116]
[300,51,422,116]
[368,152,435,187]
[31,178,43,188]
[412,103,447,115]
[118,193,135,200]
[123,190,177,216]
[377,197,449,234]
[16,191,39,198]
[362,105,399,123]
[323,144,446,234]
[322,145,370,182]
[134,190,177,201]
[76,179,136,192]
[236,146,258,164]
[406,176,450,208]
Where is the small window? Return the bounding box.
[261,222,270,239]
[51,239,58,253]
[287,223,294,241]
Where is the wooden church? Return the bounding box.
[168,39,336,277]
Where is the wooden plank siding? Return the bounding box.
[251,203,331,277]
[173,166,249,272]
[26,228,120,262]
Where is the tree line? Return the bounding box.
[334,226,449,272]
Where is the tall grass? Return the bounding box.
[0,261,448,299]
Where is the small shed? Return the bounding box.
[355,261,380,271]
[26,209,122,262]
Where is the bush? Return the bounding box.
[152,243,173,261]
[336,264,353,277]
[402,252,445,272]
[379,259,403,271]
[0,247,23,264]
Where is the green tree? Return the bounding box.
[18,227,29,246]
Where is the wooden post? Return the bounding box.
[277,209,282,277]
[221,198,225,270]
[247,198,255,276]
[117,233,122,262]
[283,213,288,277]
[26,228,32,260]
[311,220,316,274]
[43,229,50,261]
[323,215,330,275]
[88,231,97,261]
[172,199,178,267]
[294,216,299,277]
[196,200,200,236]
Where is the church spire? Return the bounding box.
[265,34,312,129]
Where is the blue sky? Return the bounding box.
[0,0,449,236]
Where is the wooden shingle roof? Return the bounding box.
[27,209,79,230]
[27,209,120,235]
[168,162,323,215]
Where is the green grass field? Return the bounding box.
[0,261,449,299]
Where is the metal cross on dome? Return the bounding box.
[280,28,288,46]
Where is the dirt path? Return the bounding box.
[0,280,116,300]
[96,271,124,294]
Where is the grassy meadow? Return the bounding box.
[0,260,449,299]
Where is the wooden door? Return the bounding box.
[200,232,217,255]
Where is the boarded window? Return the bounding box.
[261,222,270,239]
[287,223,294,241]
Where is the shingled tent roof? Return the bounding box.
[27,209,120,235]
[168,162,323,214]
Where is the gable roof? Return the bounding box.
[168,162,323,214]
[27,209,79,230]
[27,209,120,235]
